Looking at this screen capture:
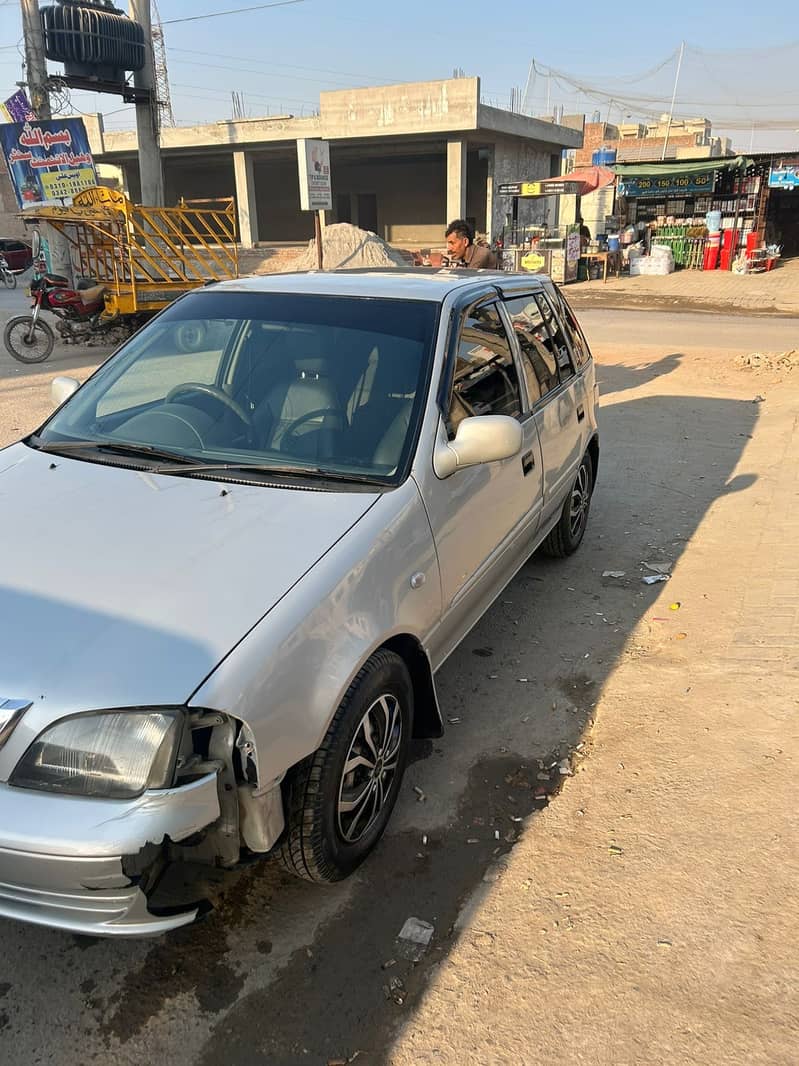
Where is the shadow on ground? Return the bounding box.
[597,353,683,396]
[0,386,760,1066]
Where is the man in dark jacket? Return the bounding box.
[445,219,498,269]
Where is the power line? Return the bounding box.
[168,46,399,86]
[162,0,307,26]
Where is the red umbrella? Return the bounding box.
[537,166,616,197]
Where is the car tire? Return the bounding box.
[541,450,593,558]
[279,649,413,883]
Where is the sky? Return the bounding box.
[1,0,797,153]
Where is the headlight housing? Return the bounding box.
[10,709,183,799]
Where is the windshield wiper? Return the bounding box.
[155,461,387,485]
[30,437,202,466]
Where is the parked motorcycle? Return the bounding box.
[0,253,16,290]
[3,257,147,363]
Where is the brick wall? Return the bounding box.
[574,122,700,167]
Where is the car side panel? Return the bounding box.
[190,478,441,786]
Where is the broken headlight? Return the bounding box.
[10,709,183,799]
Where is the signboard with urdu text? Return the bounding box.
[617,172,715,199]
[297,138,332,211]
[1,89,34,123]
[768,165,798,190]
[498,180,583,198]
[0,118,98,209]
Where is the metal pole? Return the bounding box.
[129,0,164,205]
[314,210,323,270]
[661,41,685,161]
[20,0,51,119]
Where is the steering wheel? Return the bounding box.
[281,407,344,448]
[165,382,252,431]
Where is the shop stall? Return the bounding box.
[614,156,778,272]
[497,168,615,283]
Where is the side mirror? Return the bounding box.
[434,414,523,478]
[51,376,80,408]
[31,228,41,258]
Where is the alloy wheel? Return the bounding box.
[337,693,403,843]
[568,462,591,540]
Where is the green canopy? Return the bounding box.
[613,156,753,178]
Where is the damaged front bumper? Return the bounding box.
[0,773,222,937]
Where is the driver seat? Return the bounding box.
[253,359,341,456]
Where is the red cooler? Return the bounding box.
[720,230,737,271]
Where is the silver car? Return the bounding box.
[0,269,599,936]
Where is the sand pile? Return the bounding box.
[293,222,408,271]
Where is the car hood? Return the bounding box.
[0,444,379,716]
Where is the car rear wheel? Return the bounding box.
[279,649,413,883]
[541,450,593,558]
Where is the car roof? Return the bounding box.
[209,268,549,302]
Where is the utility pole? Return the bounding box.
[20,0,51,119]
[129,0,164,205]
[661,41,685,161]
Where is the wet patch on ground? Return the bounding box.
[98,867,265,1045]
[196,748,588,1066]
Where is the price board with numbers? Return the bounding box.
[618,171,716,199]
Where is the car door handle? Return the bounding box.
[521,450,535,476]
[576,404,585,422]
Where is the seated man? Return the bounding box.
[445,219,498,269]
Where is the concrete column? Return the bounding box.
[129,0,164,206]
[446,138,467,223]
[484,145,495,241]
[233,151,259,247]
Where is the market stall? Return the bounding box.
[497,168,615,283]
[614,156,777,272]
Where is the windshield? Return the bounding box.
[38,290,439,484]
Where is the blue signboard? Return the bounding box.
[0,118,98,209]
[617,171,715,199]
[768,166,799,190]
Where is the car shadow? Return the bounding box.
[0,390,760,1066]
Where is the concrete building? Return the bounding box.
[86,77,583,247]
[575,118,732,167]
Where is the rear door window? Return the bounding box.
[534,291,576,380]
[503,295,559,405]
[548,286,591,368]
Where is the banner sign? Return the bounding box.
[498,180,583,198]
[0,118,98,209]
[296,138,332,212]
[1,89,35,123]
[617,171,715,199]
[768,165,798,190]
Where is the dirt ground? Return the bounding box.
[0,308,796,1065]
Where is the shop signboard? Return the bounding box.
[0,118,97,209]
[617,171,715,198]
[498,180,583,198]
[564,223,581,283]
[297,138,332,211]
[768,165,798,190]
[1,89,35,123]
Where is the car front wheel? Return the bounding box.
[279,649,413,883]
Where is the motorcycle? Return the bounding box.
[0,253,16,290]
[3,256,147,364]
